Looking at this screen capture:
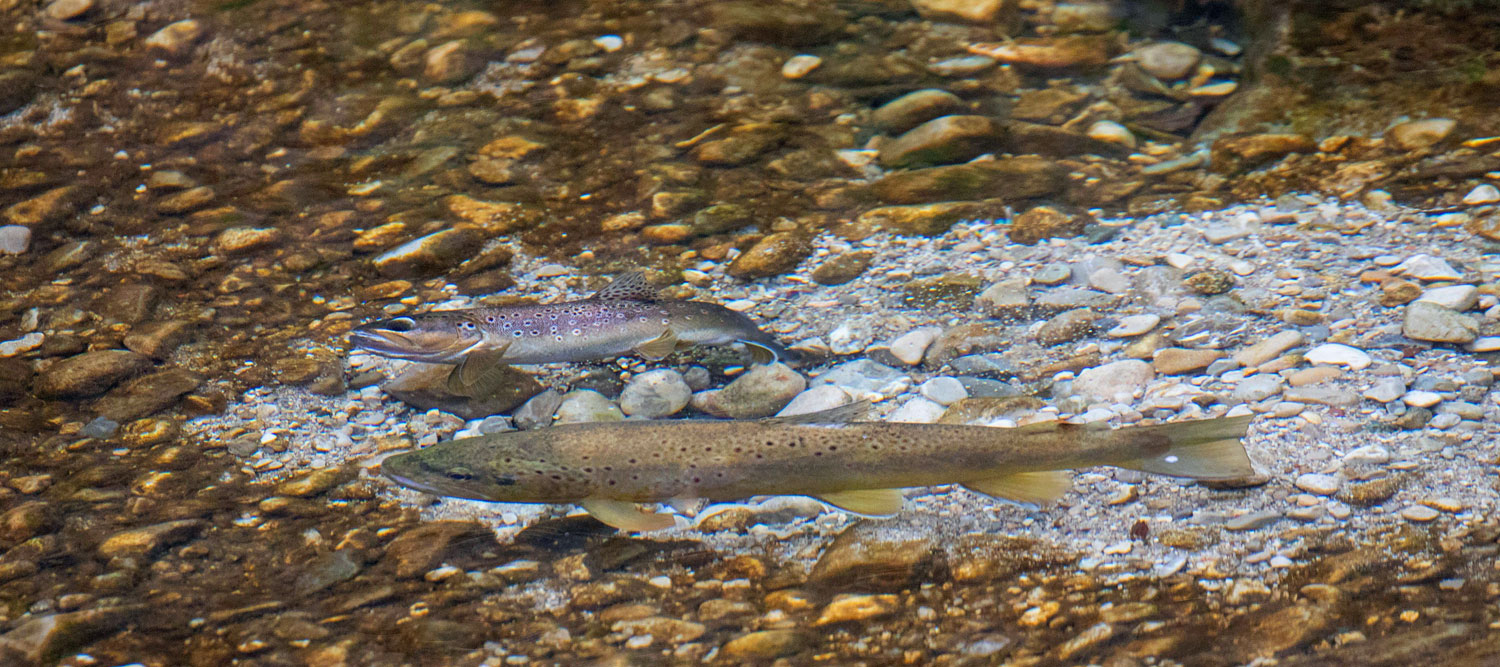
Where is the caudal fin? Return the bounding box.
[1109,415,1255,481]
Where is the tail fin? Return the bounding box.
[1109,415,1255,481]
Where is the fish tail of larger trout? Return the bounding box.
[1097,414,1256,481]
[962,415,1255,507]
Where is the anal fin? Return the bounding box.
[961,471,1073,506]
[812,488,904,517]
[579,498,676,532]
[633,329,678,360]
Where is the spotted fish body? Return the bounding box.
[381,404,1255,531]
[349,271,791,366]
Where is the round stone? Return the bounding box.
[918,377,968,406]
[1293,473,1341,496]
[1462,184,1500,205]
[1400,505,1440,522]
[1135,41,1201,80]
[1107,314,1159,337]
[1303,343,1371,370]
[0,225,31,254]
[619,369,692,418]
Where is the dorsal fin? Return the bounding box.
[763,400,870,425]
[592,270,658,301]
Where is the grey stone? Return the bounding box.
[1230,374,1284,403]
[1402,301,1478,343]
[554,390,624,424]
[619,369,692,418]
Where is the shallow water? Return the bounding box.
[2,0,1499,665]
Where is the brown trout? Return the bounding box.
[380,403,1255,532]
[350,271,793,390]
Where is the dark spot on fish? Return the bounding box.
[692,477,701,484]
[445,470,475,481]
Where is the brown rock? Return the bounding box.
[445,195,542,233]
[1379,279,1422,307]
[155,186,215,214]
[871,89,967,134]
[1151,347,1223,375]
[97,519,204,558]
[424,41,480,84]
[1212,134,1316,172]
[814,594,899,625]
[873,158,1065,204]
[877,115,1006,168]
[811,523,942,589]
[691,124,785,166]
[844,201,1001,238]
[720,630,811,660]
[1007,205,1089,244]
[727,232,811,278]
[215,227,283,254]
[5,186,78,227]
[810,250,875,285]
[92,368,202,421]
[383,521,496,579]
[1036,308,1101,346]
[123,320,194,360]
[1,502,59,546]
[34,350,151,400]
[0,606,143,666]
[277,467,352,498]
[143,19,203,55]
[967,35,1112,67]
[1386,118,1455,151]
[910,0,1007,23]
[372,227,483,279]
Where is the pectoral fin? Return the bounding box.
[445,344,512,396]
[633,329,678,360]
[579,498,676,532]
[744,341,777,365]
[961,471,1073,506]
[812,488,905,517]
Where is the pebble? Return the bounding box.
[1087,267,1131,294]
[1230,374,1284,403]
[1344,444,1391,465]
[910,377,964,405]
[1294,473,1341,496]
[1107,314,1160,337]
[781,55,822,79]
[1469,336,1500,352]
[0,225,30,254]
[1135,41,1201,79]
[1151,347,1222,374]
[1386,118,1456,151]
[703,363,806,418]
[553,390,624,424]
[1462,184,1500,205]
[887,327,941,365]
[1086,120,1135,149]
[1072,360,1153,403]
[1225,510,1282,531]
[1417,285,1479,311]
[1399,505,1440,522]
[1362,377,1406,403]
[0,332,44,357]
[887,396,946,423]
[776,385,852,417]
[1234,330,1305,367]
[618,369,692,418]
[1392,254,1462,281]
[1402,301,1478,343]
[143,19,204,55]
[45,0,93,20]
[813,594,898,625]
[1303,343,1371,370]
[1400,390,1443,408]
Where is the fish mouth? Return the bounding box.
[348,327,477,363]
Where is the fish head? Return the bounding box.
[349,313,489,362]
[380,436,560,503]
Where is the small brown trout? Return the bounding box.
[380,403,1255,532]
[350,271,793,389]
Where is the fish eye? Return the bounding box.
[383,317,416,332]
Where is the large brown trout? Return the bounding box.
[350,272,792,388]
[381,403,1255,531]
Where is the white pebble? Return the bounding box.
[1107,314,1160,337]
[1401,390,1442,408]
[918,377,968,406]
[534,263,570,277]
[0,225,30,254]
[1304,343,1371,370]
[592,35,624,52]
[781,55,822,79]
[1462,183,1500,205]
[886,396,946,424]
[1393,254,1462,281]
[1293,473,1341,496]
[887,327,941,366]
[0,332,44,357]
